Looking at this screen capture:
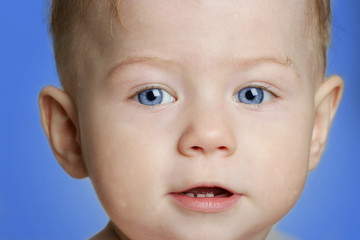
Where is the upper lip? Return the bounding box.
[172,182,237,195]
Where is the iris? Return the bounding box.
[137,88,174,106]
[237,87,264,104]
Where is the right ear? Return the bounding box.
[39,86,88,179]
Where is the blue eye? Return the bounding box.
[137,88,175,106]
[234,87,273,104]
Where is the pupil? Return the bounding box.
[146,91,157,101]
[245,90,255,100]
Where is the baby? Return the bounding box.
[39,0,344,239]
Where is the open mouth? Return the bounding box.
[180,187,233,198]
[171,186,241,212]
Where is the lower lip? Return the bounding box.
[170,193,242,213]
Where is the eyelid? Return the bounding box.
[130,83,177,100]
[129,84,178,108]
[234,82,280,98]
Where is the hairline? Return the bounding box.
[49,0,331,96]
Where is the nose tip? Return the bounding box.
[178,118,237,157]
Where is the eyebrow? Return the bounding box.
[106,56,176,80]
[232,55,295,69]
[106,55,298,80]
[228,55,300,81]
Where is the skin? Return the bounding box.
[39,0,343,239]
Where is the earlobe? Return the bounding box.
[39,86,88,179]
[309,75,344,170]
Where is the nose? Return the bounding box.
[178,110,237,157]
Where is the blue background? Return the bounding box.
[0,1,359,239]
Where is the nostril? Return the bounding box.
[191,146,201,150]
[191,146,228,152]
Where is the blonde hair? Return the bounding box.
[49,0,332,93]
[311,0,332,74]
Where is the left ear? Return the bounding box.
[309,75,344,170]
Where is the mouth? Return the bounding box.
[180,186,233,198]
[170,185,242,213]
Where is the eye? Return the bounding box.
[234,87,274,104]
[136,88,175,106]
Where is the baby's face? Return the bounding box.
[77,0,317,239]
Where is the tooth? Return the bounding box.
[197,194,206,198]
[186,193,195,197]
[206,193,215,197]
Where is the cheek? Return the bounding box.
[233,107,314,217]
[78,103,172,217]
[84,120,167,193]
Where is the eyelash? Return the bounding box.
[131,83,278,106]
[131,85,176,106]
[234,82,278,102]
[238,83,276,96]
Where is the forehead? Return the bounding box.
[123,2,305,50]
[85,0,313,87]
